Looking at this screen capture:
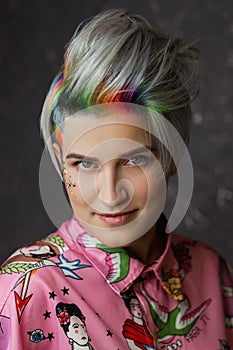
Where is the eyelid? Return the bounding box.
[70,151,154,168]
[72,159,98,166]
[124,154,150,164]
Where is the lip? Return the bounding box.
[96,209,137,225]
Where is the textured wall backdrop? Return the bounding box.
[0,0,232,264]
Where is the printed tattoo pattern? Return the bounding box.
[160,242,193,301]
[78,233,130,283]
[172,242,193,276]
[0,234,91,323]
[1,233,231,348]
[56,302,94,349]
[43,310,51,319]
[160,268,184,302]
[138,243,212,346]
[27,329,54,343]
[140,285,211,344]
[122,294,155,349]
[42,234,67,248]
[106,329,113,337]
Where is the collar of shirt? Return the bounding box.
[65,214,185,301]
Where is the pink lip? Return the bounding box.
[96,210,137,224]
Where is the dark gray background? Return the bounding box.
[0,0,232,265]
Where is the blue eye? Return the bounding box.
[126,155,148,166]
[74,160,97,170]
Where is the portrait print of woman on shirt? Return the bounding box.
[56,302,94,349]
[122,295,154,349]
[20,244,56,259]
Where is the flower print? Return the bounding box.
[59,311,70,325]
[28,329,46,343]
[172,242,192,274]
[161,268,184,301]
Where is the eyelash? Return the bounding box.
[72,155,150,170]
[72,160,98,170]
[124,155,149,167]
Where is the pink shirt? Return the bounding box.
[0,215,232,349]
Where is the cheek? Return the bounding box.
[130,173,148,203]
[63,170,78,196]
[75,329,79,334]
[64,178,83,205]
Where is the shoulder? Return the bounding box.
[2,232,70,265]
[0,230,85,313]
[170,232,233,279]
[170,233,220,260]
[168,233,225,281]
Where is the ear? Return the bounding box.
[52,142,64,175]
[52,142,62,163]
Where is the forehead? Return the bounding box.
[62,106,152,157]
[70,315,82,324]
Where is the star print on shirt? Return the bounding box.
[106,329,113,337]
[47,333,54,342]
[43,310,51,320]
[49,291,57,300]
[61,286,69,295]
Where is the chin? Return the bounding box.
[99,236,137,248]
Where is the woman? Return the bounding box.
[56,302,94,349]
[0,8,232,349]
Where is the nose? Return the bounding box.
[96,162,120,206]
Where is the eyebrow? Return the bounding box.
[65,146,157,161]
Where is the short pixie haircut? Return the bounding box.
[40,8,199,177]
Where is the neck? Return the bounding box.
[72,343,89,350]
[125,214,167,265]
[133,316,143,325]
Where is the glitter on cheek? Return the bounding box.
[63,168,77,198]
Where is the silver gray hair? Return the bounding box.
[40,8,199,176]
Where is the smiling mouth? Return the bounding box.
[96,209,138,224]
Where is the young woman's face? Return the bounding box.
[66,316,88,346]
[59,108,167,247]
